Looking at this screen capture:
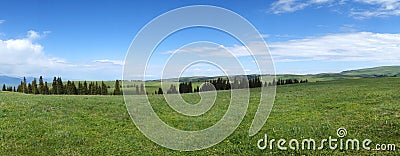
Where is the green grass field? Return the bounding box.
[0,78,399,155]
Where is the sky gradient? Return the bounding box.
[1,0,400,80]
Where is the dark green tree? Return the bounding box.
[32,78,38,94]
[56,77,64,94]
[38,76,44,94]
[27,83,32,94]
[157,88,163,94]
[135,85,139,95]
[101,81,108,95]
[113,80,121,95]
[23,77,28,94]
[167,84,178,94]
[140,83,145,95]
[44,82,49,94]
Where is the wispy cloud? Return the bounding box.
[350,0,400,18]
[269,0,400,18]
[270,0,332,14]
[94,59,124,65]
[0,20,4,24]
[269,32,400,62]
[162,32,400,63]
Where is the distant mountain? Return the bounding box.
[0,76,55,87]
[0,76,22,87]
[340,66,400,77]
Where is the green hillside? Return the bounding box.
[340,66,400,77]
[0,78,399,155]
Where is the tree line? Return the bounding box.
[1,76,308,95]
[1,76,123,95]
[154,76,308,94]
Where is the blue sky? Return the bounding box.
[1,0,400,80]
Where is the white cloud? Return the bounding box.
[0,20,4,24]
[269,0,400,18]
[0,30,123,80]
[270,32,400,62]
[0,31,63,77]
[270,0,332,14]
[94,59,124,65]
[351,0,400,18]
[259,34,271,38]
[27,30,40,40]
[161,32,400,63]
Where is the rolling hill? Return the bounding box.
[153,66,400,83]
[340,66,400,77]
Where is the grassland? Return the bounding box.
[0,78,399,155]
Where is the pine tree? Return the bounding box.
[167,84,178,94]
[83,81,88,95]
[6,86,12,91]
[101,81,107,95]
[32,78,38,94]
[78,82,82,95]
[88,82,93,95]
[23,77,28,94]
[2,84,5,91]
[38,76,44,94]
[135,85,139,95]
[44,82,49,94]
[113,80,121,95]
[94,81,101,95]
[140,83,145,95]
[50,77,55,94]
[66,81,72,95]
[56,77,64,94]
[157,88,163,94]
[27,83,32,94]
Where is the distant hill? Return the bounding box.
[340,66,400,77]
[1,66,399,86]
[153,66,400,82]
[0,76,22,87]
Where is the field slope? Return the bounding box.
[0,78,399,155]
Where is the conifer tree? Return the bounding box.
[32,78,38,94]
[2,84,5,91]
[56,77,64,94]
[27,83,32,94]
[6,86,12,91]
[83,81,88,95]
[77,82,82,95]
[167,84,178,94]
[140,83,145,95]
[101,81,108,95]
[157,88,163,94]
[113,80,121,95]
[135,85,139,95]
[38,76,44,94]
[23,77,28,94]
[44,82,49,95]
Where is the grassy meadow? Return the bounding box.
[0,77,399,155]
